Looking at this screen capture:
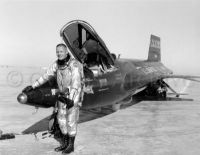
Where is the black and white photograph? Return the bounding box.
[0,0,200,154]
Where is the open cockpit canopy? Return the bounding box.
[60,20,114,67]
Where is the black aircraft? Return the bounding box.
[17,20,200,135]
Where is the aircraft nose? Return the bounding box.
[17,93,28,104]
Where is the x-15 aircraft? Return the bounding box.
[17,20,200,134]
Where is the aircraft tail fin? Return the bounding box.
[148,35,161,62]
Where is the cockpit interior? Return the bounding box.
[62,23,115,78]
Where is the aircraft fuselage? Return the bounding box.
[82,59,172,109]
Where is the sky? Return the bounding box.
[0,0,199,74]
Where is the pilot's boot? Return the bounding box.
[54,134,69,152]
[62,136,75,154]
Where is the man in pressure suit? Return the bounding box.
[23,43,84,154]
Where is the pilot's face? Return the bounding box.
[56,46,68,60]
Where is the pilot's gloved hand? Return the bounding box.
[22,85,34,93]
[56,93,74,109]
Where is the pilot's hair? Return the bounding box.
[56,43,67,48]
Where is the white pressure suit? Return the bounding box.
[32,57,83,136]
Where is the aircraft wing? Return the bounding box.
[161,74,200,82]
[22,107,114,135]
